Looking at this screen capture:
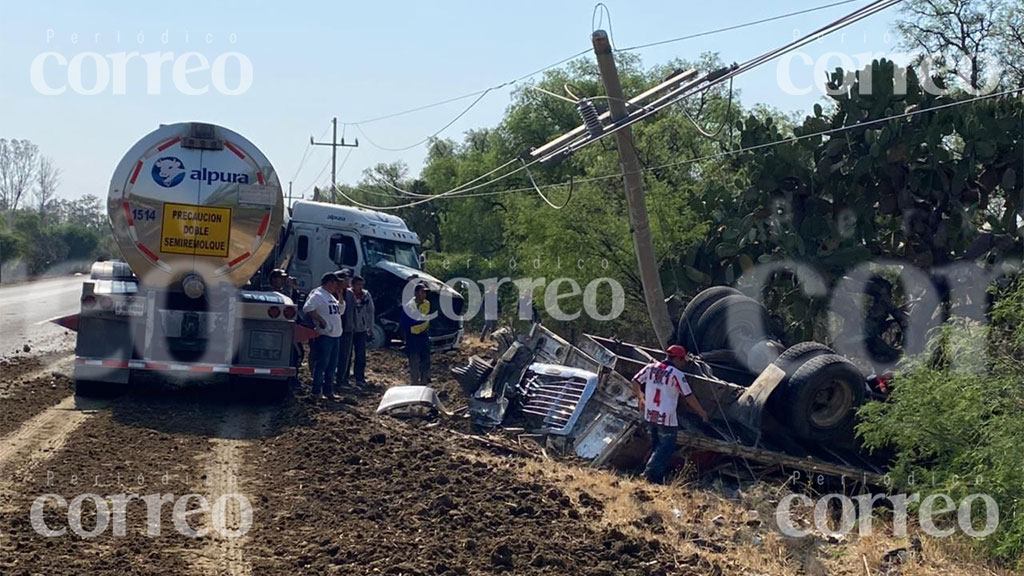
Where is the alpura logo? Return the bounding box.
[150,156,251,188]
[152,156,187,188]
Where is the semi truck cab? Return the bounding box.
[280,200,464,350]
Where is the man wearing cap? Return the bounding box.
[402,282,432,385]
[303,272,344,400]
[334,269,359,388]
[631,344,710,484]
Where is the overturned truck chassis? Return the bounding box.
[453,325,886,485]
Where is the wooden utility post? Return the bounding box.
[592,29,674,348]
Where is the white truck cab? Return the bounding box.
[280,200,464,350]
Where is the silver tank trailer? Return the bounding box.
[107,122,283,290]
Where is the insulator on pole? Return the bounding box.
[576,99,603,138]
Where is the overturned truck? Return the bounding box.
[453,288,889,486]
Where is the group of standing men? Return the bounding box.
[299,269,376,400]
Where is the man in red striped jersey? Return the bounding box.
[631,345,709,484]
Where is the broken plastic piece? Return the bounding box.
[376,386,452,417]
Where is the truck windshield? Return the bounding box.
[361,237,421,270]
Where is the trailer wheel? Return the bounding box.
[784,354,865,443]
[773,342,835,375]
[367,323,389,349]
[676,286,741,350]
[693,294,773,355]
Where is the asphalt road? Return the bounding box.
[0,275,83,358]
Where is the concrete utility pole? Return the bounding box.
[592,29,674,348]
[311,117,358,192]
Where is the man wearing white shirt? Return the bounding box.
[303,272,345,400]
[631,345,709,483]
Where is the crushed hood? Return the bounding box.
[373,260,462,299]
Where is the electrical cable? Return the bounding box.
[616,0,864,52]
[548,0,905,160]
[385,86,1023,202]
[520,157,571,209]
[289,122,332,184]
[344,49,592,126]
[355,89,493,152]
[682,77,735,140]
[332,0,904,210]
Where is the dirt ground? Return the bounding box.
[0,341,1016,576]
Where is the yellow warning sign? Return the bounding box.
[160,203,231,257]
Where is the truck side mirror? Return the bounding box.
[333,243,345,265]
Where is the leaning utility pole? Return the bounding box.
[592,29,673,348]
[311,117,359,192]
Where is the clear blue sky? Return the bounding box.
[0,1,903,203]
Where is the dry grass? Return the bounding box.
[514,457,1019,576]
[444,336,1018,575]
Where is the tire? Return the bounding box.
[783,354,865,443]
[773,342,835,375]
[367,323,389,350]
[676,287,741,351]
[693,294,773,354]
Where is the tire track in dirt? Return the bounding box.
[189,405,276,576]
[0,395,104,484]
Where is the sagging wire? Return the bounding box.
[592,3,616,48]
[520,157,572,209]
[681,77,735,141]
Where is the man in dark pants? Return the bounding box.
[402,282,432,385]
[630,345,709,484]
[349,275,375,387]
[334,269,358,388]
[303,272,343,400]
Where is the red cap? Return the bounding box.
[666,344,688,359]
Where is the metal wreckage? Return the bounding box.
[379,288,891,487]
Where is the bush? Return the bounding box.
[858,277,1024,566]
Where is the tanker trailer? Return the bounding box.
[67,122,295,396]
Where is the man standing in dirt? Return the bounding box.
[304,272,344,400]
[631,345,709,484]
[335,269,358,388]
[349,275,375,387]
[402,282,432,385]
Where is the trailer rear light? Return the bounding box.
[82,295,97,309]
[267,306,281,318]
[282,306,296,319]
[99,296,114,310]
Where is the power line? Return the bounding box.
[433,86,1024,200]
[354,89,493,152]
[616,0,864,52]
[543,0,904,162]
[331,0,902,210]
[290,122,332,183]
[344,48,591,126]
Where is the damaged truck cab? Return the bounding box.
[277,200,465,351]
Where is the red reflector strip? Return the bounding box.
[257,172,265,185]
[228,252,250,267]
[76,357,294,376]
[137,243,160,262]
[123,202,134,226]
[224,141,246,159]
[256,213,270,237]
[157,137,181,151]
[129,161,143,184]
